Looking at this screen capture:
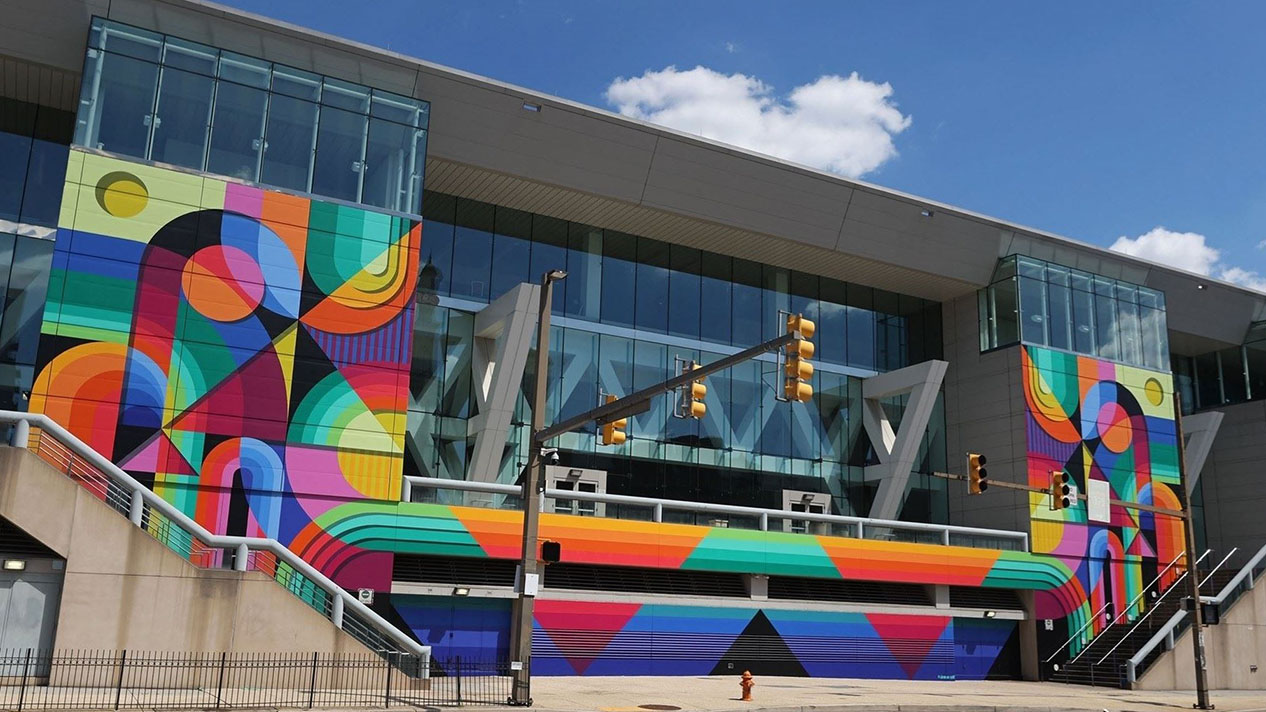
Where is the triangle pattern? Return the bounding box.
[709,611,807,677]
[866,614,951,679]
[533,601,641,675]
[273,323,298,408]
[118,429,200,476]
[165,344,289,441]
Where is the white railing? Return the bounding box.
[0,411,428,662]
[1125,542,1266,684]
[403,475,1031,551]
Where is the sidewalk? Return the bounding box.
[525,676,1266,712]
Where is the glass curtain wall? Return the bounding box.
[75,18,429,214]
[979,255,1169,371]
[1174,321,1266,412]
[407,192,949,522]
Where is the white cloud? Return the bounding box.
[724,41,739,54]
[1257,239,1266,250]
[605,66,911,178]
[1110,227,1266,293]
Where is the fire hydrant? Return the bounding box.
[739,670,754,702]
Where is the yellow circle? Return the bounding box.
[1144,378,1164,406]
[95,172,149,218]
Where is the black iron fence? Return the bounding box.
[0,651,512,710]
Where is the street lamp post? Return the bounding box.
[508,269,565,706]
[1174,391,1211,709]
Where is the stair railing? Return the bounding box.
[1125,542,1266,685]
[1045,549,1203,665]
[0,411,428,663]
[1097,547,1238,666]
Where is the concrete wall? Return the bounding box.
[1136,576,1266,690]
[942,293,1029,534]
[0,447,369,653]
[1197,399,1266,568]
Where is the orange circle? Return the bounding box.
[181,246,264,322]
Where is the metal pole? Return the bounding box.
[384,651,393,707]
[114,650,126,710]
[1174,390,1211,709]
[215,651,226,710]
[455,655,462,706]
[308,652,317,709]
[17,649,29,712]
[509,270,563,706]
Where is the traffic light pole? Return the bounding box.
[1174,391,1212,710]
[508,270,565,706]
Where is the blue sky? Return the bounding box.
[223,0,1266,290]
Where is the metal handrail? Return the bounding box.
[1045,548,1200,664]
[1126,542,1266,684]
[403,475,1031,550]
[1096,547,1237,666]
[0,411,428,661]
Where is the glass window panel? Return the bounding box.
[321,77,370,112]
[362,117,424,212]
[990,278,1019,349]
[1018,275,1048,346]
[529,215,567,313]
[80,52,159,156]
[728,360,761,455]
[699,254,731,346]
[207,81,268,181]
[632,341,668,443]
[418,194,455,296]
[0,236,53,367]
[409,305,448,414]
[761,266,789,343]
[371,90,424,125]
[1071,285,1095,355]
[600,232,636,328]
[450,199,494,301]
[440,312,474,418]
[1194,351,1222,408]
[731,259,762,347]
[1046,267,1072,351]
[875,290,904,370]
[150,66,214,169]
[1140,306,1165,371]
[1094,292,1119,361]
[96,22,162,61]
[846,283,877,369]
[312,105,367,202]
[790,271,819,330]
[20,141,69,228]
[162,36,217,75]
[759,360,790,457]
[1246,342,1266,400]
[271,65,322,101]
[635,239,670,334]
[563,222,600,319]
[0,132,31,222]
[1219,347,1248,403]
[1117,299,1142,366]
[260,94,317,192]
[697,349,729,451]
[217,52,270,88]
[558,329,599,433]
[1016,257,1045,279]
[490,206,532,299]
[668,246,701,339]
[1116,283,1138,304]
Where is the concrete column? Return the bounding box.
[932,584,950,609]
[1018,589,1039,681]
[746,574,769,601]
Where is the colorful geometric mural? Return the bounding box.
[393,595,1019,680]
[1022,345,1185,645]
[32,150,420,588]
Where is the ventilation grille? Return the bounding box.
[948,586,1024,610]
[767,576,931,606]
[543,563,748,598]
[0,517,59,559]
[392,555,516,587]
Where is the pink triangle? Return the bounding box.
[534,600,641,675]
[866,614,951,679]
[118,433,161,471]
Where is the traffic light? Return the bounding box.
[967,452,988,494]
[1050,470,1073,510]
[541,540,561,564]
[687,363,707,419]
[784,314,815,402]
[600,394,628,446]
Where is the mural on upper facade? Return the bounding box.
[31,150,420,588]
[1022,345,1186,648]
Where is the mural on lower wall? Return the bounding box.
[393,595,1019,680]
[31,150,420,589]
[1022,345,1185,651]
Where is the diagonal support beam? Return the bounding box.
[1181,410,1223,497]
[862,359,948,520]
[466,283,540,482]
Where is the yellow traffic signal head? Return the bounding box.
[967,452,988,494]
[786,314,815,339]
[1051,471,1072,510]
[784,380,813,402]
[691,381,707,400]
[787,339,815,359]
[786,357,814,380]
[600,393,628,445]
[689,401,707,418]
